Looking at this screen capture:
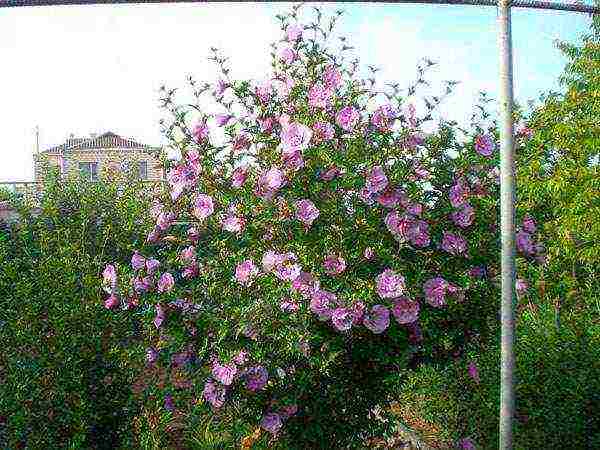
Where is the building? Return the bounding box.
[33,131,164,184]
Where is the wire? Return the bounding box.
[0,0,598,14]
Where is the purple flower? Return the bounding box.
[102,264,117,290]
[279,46,297,65]
[134,276,152,293]
[146,258,160,274]
[274,75,295,98]
[192,121,209,143]
[182,263,199,279]
[212,362,237,386]
[392,297,420,324]
[280,404,298,419]
[385,212,412,240]
[320,166,341,181]
[469,266,486,279]
[294,199,319,227]
[222,215,245,233]
[458,437,476,450]
[261,412,283,435]
[215,114,233,127]
[156,211,175,231]
[310,289,337,321]
[312,121,335,144]
[104,294,119,310]
[146,227,160,244]
[440,231,468,256]
[516,278,529,297]
[171,167,192,198]
[202,378,226,408]
[146,347,159,364]
[274,253,301,282]
[364,247,375,260]
[193,194,214,221]
[468,361,480,384]
[449,182,469,208]
[235,260,258,285]
[215,79,228,97]
[308,82,333,109]
[245,366,269,391]
[404,103,417,128]
[261,250,281,273]
[164,394,175,412]
[451,204,475,228]
[157,272,175,293]
[351,301,366,322]
[131,252,146,271]
[282,150,305,172]
[331,307,354,332]
[291,272,320,299]
[376,189,402,208]
[522,214,537,233]
[232,133,251,152]
[365,165,388,194]
[286,23,303,41]
[280,121,312,155]
[474,133,496,157]
[259,116,275,134]
[233,350,249,366]
[406,321,423,344]
[153,304,165,328]
[409,219,431,248]
[376,269,405,299]
[256,166,285,200]
[255,81,272,103]
[323,65,342,90]
[423,277,455,308]
[323,254,346,276]
[516,230,535,255]
[335,106,360,132]
[180,246,196,264]
[171,350,190,367]
[371,104,396,131]
[280,298,299,312]
[363,305,390,334]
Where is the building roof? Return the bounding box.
[43,131,160,154]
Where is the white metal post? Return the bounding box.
[498,0,516,449]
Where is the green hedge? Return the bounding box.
[395,300,600,449]
[0,177,152,449]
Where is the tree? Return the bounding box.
[517,10,600,306]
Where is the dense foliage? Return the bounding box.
[98,6,545,448]
[517,14,599,303]
[0,175,152,449]
[394,11,600,450]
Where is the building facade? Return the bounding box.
[33,131,164,184]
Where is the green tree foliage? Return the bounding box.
[517,13,600,304]
[0,175,153,449]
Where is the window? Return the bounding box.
[79,162,99,181]
[138,161,148,180]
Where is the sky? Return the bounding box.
[0,1,592,181]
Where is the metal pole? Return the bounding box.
[498,0,516,449]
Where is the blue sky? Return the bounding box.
[0,1,592,181]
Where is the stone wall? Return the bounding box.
[34,148,163,183]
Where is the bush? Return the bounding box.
[393,16,600,450]
[0,175,154,449]
[395,301,600,449]
[100,5,543,448]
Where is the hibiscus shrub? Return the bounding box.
[0,175,152,449]
[102,5,543,448]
